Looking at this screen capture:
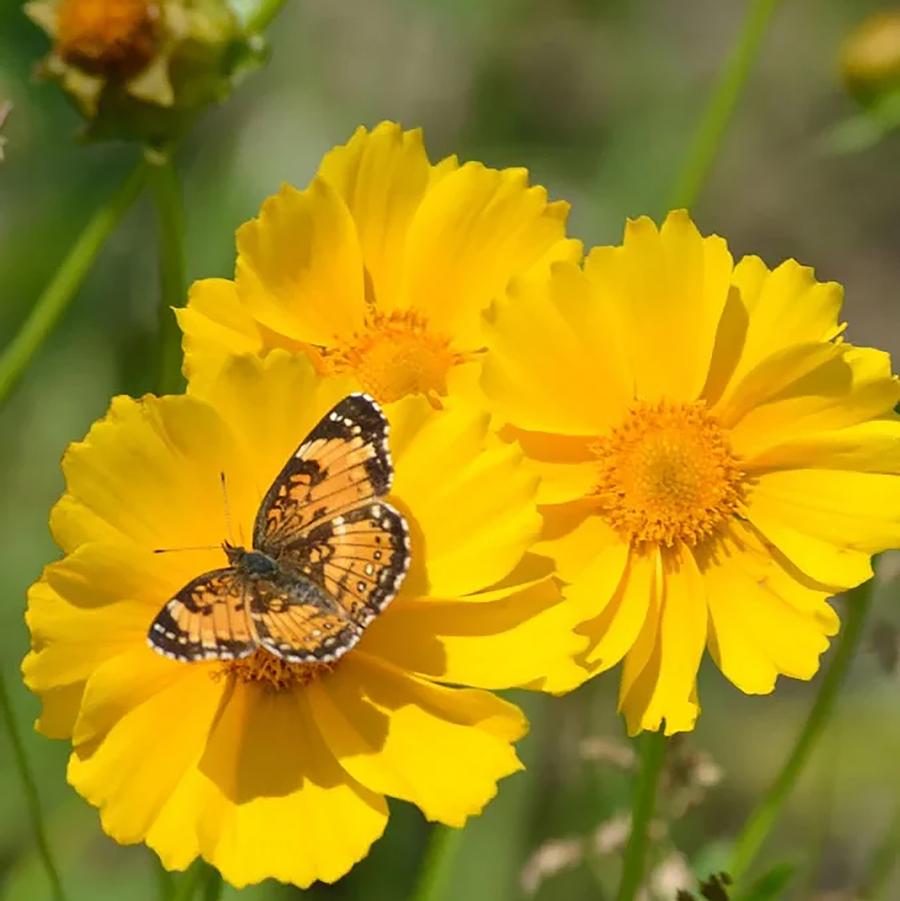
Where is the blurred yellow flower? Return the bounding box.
[23,351,585,887]
[482,210,900,736]
[841,10,900,102]
[177,121,581,404]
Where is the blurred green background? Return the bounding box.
[2,1,900,899]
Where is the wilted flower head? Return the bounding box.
[25,0,263,142]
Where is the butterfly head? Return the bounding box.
[223,541,279,578]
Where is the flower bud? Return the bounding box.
[840,10,900,104]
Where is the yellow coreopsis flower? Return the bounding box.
[23,351,585,887]
[177,121,581,404]
[482,210,900,736]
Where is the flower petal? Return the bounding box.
[317,122,440,308]
[54,394,245,555]
[578,546,656,673]
[399,162,580,346]
[176,278,263,384]
[235,178,367,344]
[727,345,900,458]
[481,261,631,435]
[308,654,526,827]
[177,681,388,888]
[67,648,225,845]
[701,521,838,694]
[748,469,900,588]
[359,576,588,692]
[585,211,733,403]
[703,257,844,407]
[389,397,541,598]
[618,544,706,736]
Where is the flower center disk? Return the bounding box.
[57,0,162,77]
[328,311,466,403]
[224,650,333,692]
[593,400,745,548]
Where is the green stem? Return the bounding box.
[615,730,667,901]
[729,580,875,884]
[147,154,186,395]
[199,864,223,901]
[244,0,290,33]
[859,803,900,900]
[411,825,466,901]
[0,161,147,406]
[667,0,783,211]
[0,671,67,901]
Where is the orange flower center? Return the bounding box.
[593,400,745,548]
[325,311,471,404]
[224,651,334,692]
[57,0,161,77]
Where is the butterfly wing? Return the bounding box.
[247,575,363,663]
[253,393,393,550]
[148,568,257,662]
[277,501,410,630]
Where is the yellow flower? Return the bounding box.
[177,121,581,404]
[24,351,585,887]
[482,210,900,736]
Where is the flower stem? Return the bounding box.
[147,153,186,395]
[0,671,67,901]
[0,160,147,406]
[615,729,667,901]
[728,579,875,884]
[667,0,783,211]
[411,825,466,901]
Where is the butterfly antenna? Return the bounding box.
[152,545,219,554]
[220,471,239,546]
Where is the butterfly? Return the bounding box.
[147,393,410,664]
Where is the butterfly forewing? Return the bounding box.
[149,568,257,662]
[254,393,393,552]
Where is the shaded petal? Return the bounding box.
[389,397,540,598]
[701,520,838,694]
[713,343,843,429]
[360,576,588,692]
[173,681,389,888]
[586,211,733,402]
[54,394,245,556]
[536,508,626,585]
[308,654,526,827]
[618,544,706,736]
[578,546,656,673]
[67,648,225,845]
[176,278,263,383]
[482,261,631,435]
[747,469,900,587]
[741,419,900,473]
[727,345,900,458]
[235,178,367,344]
[187,351,356,525]
[703,257,844,407]
[317,122,440,308]
[399,162,580,346]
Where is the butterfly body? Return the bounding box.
[148,394,410,666]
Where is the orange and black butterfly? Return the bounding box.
[147,394,410,664]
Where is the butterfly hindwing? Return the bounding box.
[277,501,410,629]
[247,575,362,663]
[148,568,257,662]
[254,393,392,551]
